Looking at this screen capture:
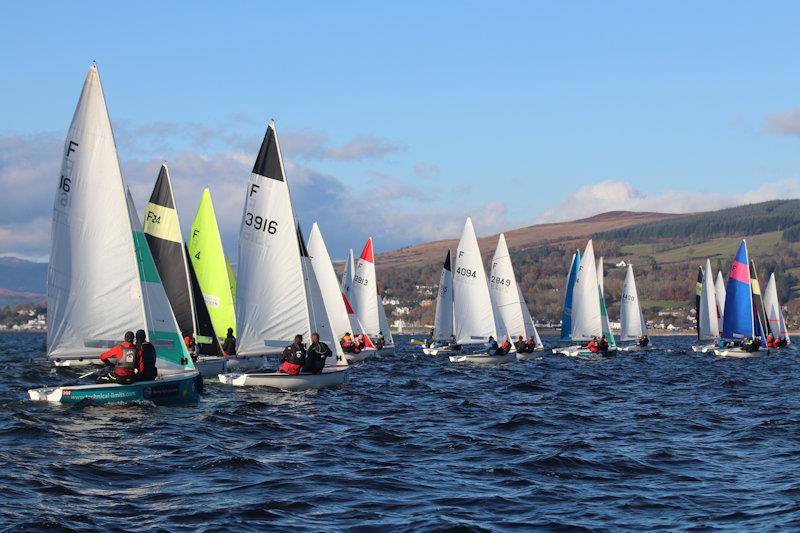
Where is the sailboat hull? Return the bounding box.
[374,343,395,355]
[28,371,201,405]
[515,349,544,360]
[618,344,656,352]
[449,353,515,364]
[343,348,375,362]
[713,347,769,358]
[554,344,618,358]
[422,345,462,355]
[691,343,715,353]
[218,366,349,391]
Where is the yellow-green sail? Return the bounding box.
[226,255,237,305]
[188,188,236,340]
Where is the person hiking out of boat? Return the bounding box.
[485,336,499,355]
[136,329,158,381]
[375,331,385,350]
[355,334,367,351]
[598,335,609,352]
[514,335,528,354]
[222,328,236,356]
[97,331,140,385]
[587,337,599,353]
[278,334,306,375]
[304,332,331,374]
[183,335,197,362]
[637,335,649,347]
[340,333,361,355]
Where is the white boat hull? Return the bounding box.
[713,347,769,358]
[374,343,395,355]
[554,344,618,358]
[691,343,715,353]
[449,353,516,364]
[515,349,543,361]
[343,348,375,363]
[618,344,656,352]
[422,346,461,356]
[218,365,349,391]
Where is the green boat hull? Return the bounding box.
[29,372,201,405]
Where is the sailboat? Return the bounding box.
[552,250,580,353]
[691,259,720,352]
[31,63,199,404]
[449,218,513,364]
[517,285,544,360]
[348,238,395,354]
[553,240,617,357]
[764,273,791,346]
[714,270,726,327]
[141,164,233,375]
[422,250,461,355]
[617,264,653,351]
[714,240,768,357]
[218,122,349,390]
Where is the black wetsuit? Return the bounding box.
[304,342,331,374]
[137,341,158,381]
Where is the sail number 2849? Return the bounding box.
[244,212,277,234]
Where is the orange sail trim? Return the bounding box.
[359,237,374,263]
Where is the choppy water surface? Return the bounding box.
[2,333,800,531]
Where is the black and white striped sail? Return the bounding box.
[453,217,496,344]
[142,164,221,355]
[432,250,454,340]
[47,63,145,358]
[235,123,311,356]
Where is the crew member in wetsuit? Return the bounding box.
[278,334,306,375]
[341,333,361,355]
[485,336,499,355]
[304,332,332,374]
[637,335,649,347]
[222,328,236,356]
[598,335,609,353]
[587,337,599,353]
[375,331,385,350]
[525,336,537,352]
[184,335,197,362]
[514,335,528,354]
[98,331,140,385]
[135,329,158,381]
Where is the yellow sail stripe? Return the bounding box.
[143,202,182,244]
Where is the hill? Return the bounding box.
[373,200,800,329]
[0,257,47,306]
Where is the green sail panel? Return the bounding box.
[226,255,237,305]
[189,188,237,341]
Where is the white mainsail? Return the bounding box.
[764,273,791,343]
[307,223,351,354]
[488,233,525,340]
[235,122,311,356]
[619,264,648,341]
[351,238,381,336]
[377,292,394,344]
[453,217,496,344]
[570,240,602,341]
[715,270,727,328]
[698,259,720,341]
[596,256,605,296]
[596,257,613,340]
[47,63,145,359]
[340,248,361,333]
[432,250,454,340]
[518,285,543,348]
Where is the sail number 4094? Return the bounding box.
[244,212,277,234]
[456,267,477,278]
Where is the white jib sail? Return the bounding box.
[453,217,496,344]
[235,122,310,356]
[620,264,646,341]
[698,259,719,341]
[432,251,454,340]
[351,238,381,336]
[596,256,604,297]
[715,271,727,328]
[488,234,525,340]
[764,273,790,342]
[518,285,543,348]
[570,240,602,341]
[377,292,394,344]
[596,256,613,340]
[47,63,145,358]
[340,248,361,333]
[307,223,350,355]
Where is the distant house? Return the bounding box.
[615,260,627,267]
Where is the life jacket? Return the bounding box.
[278,360,302,375]
[588,340,598,353]
[115,345,139,377]
[283,344,305,365]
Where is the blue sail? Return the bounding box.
[722,240,754,339]
[560,250,580,340]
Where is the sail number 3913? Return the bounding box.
[244,212,277,234]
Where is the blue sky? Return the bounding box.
[3,1,800,260]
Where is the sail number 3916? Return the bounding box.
[244,212,277,234]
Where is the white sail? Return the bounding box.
[596,257,613,340]
[298,226,343,362]
[715,270,727,328]
[518,285,543,348]
[488,234,525,340]
[619,264,647,341]
[340,248,361,333]
[235,123,310,356]
[596,256,604,296]
[307,223,350,354]
[764,273,790,343]
[432,251,454,340]
[351,238,381,335]
[570,240,602,341]
[47,63,145,359]
[697,259,719,341]
[453,217,496,344]
[377,292,394,344]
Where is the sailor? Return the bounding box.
[340,333,360,354]
[97,331,140,385]
[222,328,236,356]
[637,335,649,347]
[355,334,367,351]
[375,331,385,350]
[449,334,457,347]
[136,329,158,381]
[184,335,197,362]
[587,337,599,353]
[304,332,331,374]
[598,334,609,352]
[514,335,528,354]
[485,335,499,355]
[278,334,306,375]
[714,336,726,348]
[525,336,537,352]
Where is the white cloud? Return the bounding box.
[764,109,800,137]
[537,179,800,222]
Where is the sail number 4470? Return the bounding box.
[244,212,277,234]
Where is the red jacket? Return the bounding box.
[587,339,598,353]
[100,342,143,377]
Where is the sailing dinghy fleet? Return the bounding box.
[27,63,797,403]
